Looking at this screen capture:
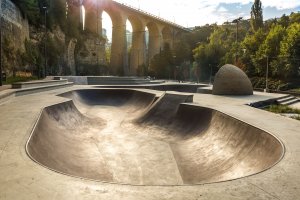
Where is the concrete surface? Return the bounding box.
[0,85,11,91]
[12,79,69,89]
[94,83,206,93]
[26,89,283,185]
[213,64,253,95]
[55,76,158,85]
[0,85,300,199]
[290,102,300,109]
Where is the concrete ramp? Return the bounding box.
[26,89,284,185]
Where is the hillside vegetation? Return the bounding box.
[3,0,300,89]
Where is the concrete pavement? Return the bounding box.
[0,85,299,199]
[0,85,11,91]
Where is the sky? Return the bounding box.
[102,0,300,41]
[114,0,300,26]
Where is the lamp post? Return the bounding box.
[209,64,212,85]
[173,55,176,81]
[43,6,47,77]
[0,14,3,86]
[265,55,269,92]
[232,17,243,63]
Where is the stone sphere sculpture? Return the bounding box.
[212,64,253,95]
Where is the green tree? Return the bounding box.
[241,28,266,76]
[250,0,263,32]
[278,14,290,28]
[173,37,191,66]
[2,36,19,77]
[254,24,286,76]
[186,24,215,50]
[278,23,300,78]
[149,43,173,78]
[193,27,229,80]
[290,12,300,24]
[13,0,41,27]
[193,43,208,80]
[49,0,67,31]
[65,1,81,39]
[22,39,39,75]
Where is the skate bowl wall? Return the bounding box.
[26,89,284,186]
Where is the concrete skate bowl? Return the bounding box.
[94,84,206,93]
[26,89,284,186]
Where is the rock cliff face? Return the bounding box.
[75,33,107,75]
[0,0,29,76]
[28,28,107,76]
[1,0,29,51]
[1,0,108,76]
[67,39,77,75]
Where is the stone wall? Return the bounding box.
[0,0,29,50]
[67,38,77,75]
[0,0,108,76]
[76,34,107,75]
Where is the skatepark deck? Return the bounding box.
[26,89,283,185]
[1,85,300,200]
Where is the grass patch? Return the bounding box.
[265,105,300,121]
[3,76,38,84]
[291,115,300,121]
[265,105,300,114]
[289,88,300,93]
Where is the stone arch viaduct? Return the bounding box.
[81,0,189,75]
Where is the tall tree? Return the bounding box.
[49,0,67,31]
[241,28,266,76]
[250,0,263,32]
[278,23,300,78]
[254,24,285,76]
[13,0,41,26]
[278,14,290,28]
[290,12,300,24]
[149,43,173,78]
[193,27,228,80]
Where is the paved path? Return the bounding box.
[290,102,300,109]
[0,85,11,91]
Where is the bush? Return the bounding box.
[266,105,300,114]
[250,77,294,91]
[77,64,109,76]
[4,76,38,84]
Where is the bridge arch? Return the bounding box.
[162,26,174,49]
[103,9,127,74]
[128,15,145,74]
[175,31,183,41]
[146,22,161,64]
[78,0,188,76]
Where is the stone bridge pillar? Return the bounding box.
[110,17,127,75]
[161,26,175,50]
[130,25,146,74]
[98,10,103,37]
[81,0,188,76]
[148,33,161,62]
[146,22,161,66]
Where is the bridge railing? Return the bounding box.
[113,0,189,31]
